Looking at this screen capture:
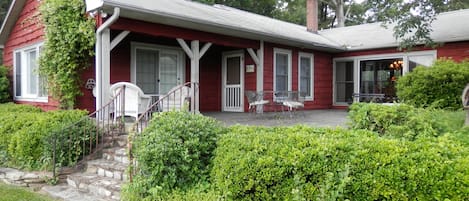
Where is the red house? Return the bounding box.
[1,0,468,112]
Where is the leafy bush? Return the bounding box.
[0,104,96,170]
[396,59,469,110]
[348,103,465,140]
[0,65,10,103]
[212,126,469,200]
[122,111,225,200]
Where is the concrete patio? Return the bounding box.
[203,109,348,128]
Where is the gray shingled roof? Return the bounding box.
[100,0,344,51]
[319,9,469,51]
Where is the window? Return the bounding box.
[131,43,185,95]
[274,48,292,93]
[408,54,435,72]
[298,53,314,100]
[335,61,354,103]
[14,44,47,101]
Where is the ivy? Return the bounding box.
[39,0,95,109]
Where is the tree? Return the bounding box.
[369,0,469,50]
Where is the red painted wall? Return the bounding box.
[262,42,333,111]
[2,0,60,110]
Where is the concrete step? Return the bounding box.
[67,172,121,200]
[102,147,129,164]
[86,159,128,181]
[102,134,128,148]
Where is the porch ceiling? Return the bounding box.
[99,0,345,53]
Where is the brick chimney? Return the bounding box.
[306,0,318,33]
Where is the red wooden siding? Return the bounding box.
[199,46,222,111]
[437,41,469,62]
[262,42,333,111]
[1,0,60,110]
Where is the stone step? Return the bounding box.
[42,183,109,201]
[102,134,128,148]
[67,172,121,200]
[102,147,129,164]
[86,159,128,181]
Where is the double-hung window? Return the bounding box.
[14,44,47,101]
[274,48,292,93]
[298,53,314,100]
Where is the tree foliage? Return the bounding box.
[39,0,95,109]
[0,65,10,103]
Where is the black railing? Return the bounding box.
[128,82,198,181]
[50,85,126,179]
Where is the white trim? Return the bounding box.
[221,50,244,112]
[130,42,186,90]
[332,50,437,106]
[273,48,292,92]
[298,52,314,100]
[13,42,48,103]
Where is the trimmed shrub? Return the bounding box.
[122,111,224,200]
[212,126,469,200]
[348,103,465,140]
[396,59,469,110]
[0,65,10,103]
[0,104,96,170]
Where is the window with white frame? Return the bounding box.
[299,53,314,100]
[274,48,292,93]
[14,44,47,101]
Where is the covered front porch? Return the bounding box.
[91,8,265,113]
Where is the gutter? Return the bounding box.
[95,7,120,111]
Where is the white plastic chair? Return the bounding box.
[110,82,151,121]
[159,85,191,112]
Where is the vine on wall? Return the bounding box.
[39,0,95,109]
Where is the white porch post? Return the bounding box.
[177,38,212,113]
[247,40,264,112]
[102,28,111,109]
[191,40,199,112]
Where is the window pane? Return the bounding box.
[408,54,434,72]
[275,53,288,91]
[226,57,240,85]
[335,61,354,103]
[300,57,311,97]
[159,52,178,94]
[27,50,38,95]
[136,49,159,94]
[15,52,22,96]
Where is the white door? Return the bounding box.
[222,52,244,112]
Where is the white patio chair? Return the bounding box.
[110,82,151,121]
[159,85,191,112]
[245,90,269,114]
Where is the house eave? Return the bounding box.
[99,3,345,53]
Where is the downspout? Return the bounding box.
[95,7,120,111]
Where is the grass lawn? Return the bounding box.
[0,182,55,201]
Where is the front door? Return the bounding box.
[222,52,244,112]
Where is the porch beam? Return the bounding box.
[176,38,194,59]
[247,48,260,66]
[256,41,264,113]
[199,42,212,59]
[110,30,130,50]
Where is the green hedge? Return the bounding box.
[348,103,465,140]
[0,65,10,103]
[212,126,469,200]
[0,104,96,170]
[396,59,469,110]
[122,111,225,201]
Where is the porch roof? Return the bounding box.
[98,0,345,52]
[319,9,469,51]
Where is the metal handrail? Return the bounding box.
[50,85,126,179]
[128,82,199,181]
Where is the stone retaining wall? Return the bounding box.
[0,168,52,189]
